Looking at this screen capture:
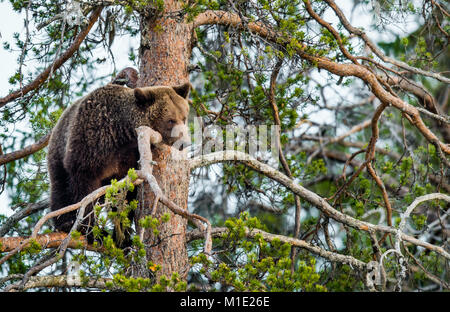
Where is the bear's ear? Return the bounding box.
[134,88,156,108]
[173,82,192,99]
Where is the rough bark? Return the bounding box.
[135,1,193,281]
[0,233,93,252]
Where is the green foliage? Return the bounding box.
[108,274,151,292]
[326,265,364,291]
[21,239,42,255]
[191,212,326,291]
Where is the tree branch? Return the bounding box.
[190,151,450,260]
[193,10,450,156]
[0,6,103,108]
[135,126,212,255]
[0,232,95,253]
[21,275,112,291]
[187,226,367,270]
[0,199,49,237]
[323,0,450,84]
[0,132,51,166]
[266,58,302,269]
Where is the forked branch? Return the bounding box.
[190,151,450,260]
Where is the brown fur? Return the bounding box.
[47,83,191,244]
[110,67,139,88]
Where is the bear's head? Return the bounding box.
[134,82,191,150]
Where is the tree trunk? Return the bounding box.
[134,1,193,281]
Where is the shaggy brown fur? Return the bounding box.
[47,83,191,245]
[110,67,139,88]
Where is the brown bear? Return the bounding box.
[47,82,191,247]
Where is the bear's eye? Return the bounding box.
[168,119,176,125]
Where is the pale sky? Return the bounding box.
[0,2,22,216]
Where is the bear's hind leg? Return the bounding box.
[66,169,103,242]
[49,160,78,233]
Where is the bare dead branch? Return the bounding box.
[187,226,366,270]
[190,151,450,260]
[329,120,373,144]
[30,182,126,240]
[135,126,212,255]
[405,249,450,290]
